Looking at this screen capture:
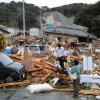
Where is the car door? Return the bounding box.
[0,54,15,81]
[39,46,47,56]
[0,61,11,81]
[0,61,4,80]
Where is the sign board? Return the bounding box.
[80,75,100,83]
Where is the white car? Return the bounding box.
[24,45,48,57]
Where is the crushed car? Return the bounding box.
[0,53,27,83]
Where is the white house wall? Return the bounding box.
[45,33,78,43]
[29,28,40,37]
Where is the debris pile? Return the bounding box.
[28,58,70,84]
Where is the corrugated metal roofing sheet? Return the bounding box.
[43,27,88,37]
[52,11,86,30]
[59,28,88,37]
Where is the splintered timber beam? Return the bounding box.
[28,68,42,74]
[0,80,34,87]
[40,88,74,92]
[80,90,100,95]
[8,55,22,60]
[41,71,52,83]
[34,63,56,73]
[34,63,43,69]
[43,66,57,72]
[54,88,74,92]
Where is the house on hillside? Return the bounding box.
[0,25,11,44]
[0,25,10,34]
[0,25,20,44]
[42,11,95,43]
[29,28,42,38]
[7,27,19,36]
[0,25,20,35]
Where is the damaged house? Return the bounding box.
[42,11,95,43]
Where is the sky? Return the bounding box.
[0,0,99,8]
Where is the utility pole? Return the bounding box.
[23,0,26,40]
[87,32,89,47]
[40,8,43,32]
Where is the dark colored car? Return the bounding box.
[0,53,27,82]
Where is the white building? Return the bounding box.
[29,28,41,37]
[7,27,19,35]
[0,25,19,36]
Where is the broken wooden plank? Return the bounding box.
[8,55,22,60]
[80,90,100,95]
[0,80,34,87]
[54,88,74,92]
[41,71,52,83]
[28,68,42,73]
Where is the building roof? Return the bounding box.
[43,11,87,31]
[43,11,95,38]
[44,27,94,38]
[0,28,11,34]
[0,25,11,34]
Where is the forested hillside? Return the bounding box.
[0,1,100,37]
[52,3,89,17]
[0,1,40,29]
[74,1,100,37]
[52,1,100,37]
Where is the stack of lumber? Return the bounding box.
[27,58,70,84]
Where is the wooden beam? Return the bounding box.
[41,71,52,83]
[0,80,34,87]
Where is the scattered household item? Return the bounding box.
[90,84,100,90]
[26,83,54,93]
[49,77,60,86]
[96,95,100,100]
[83,56,93,71]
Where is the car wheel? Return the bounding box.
[5,77,13,83]
[22,72,27,80]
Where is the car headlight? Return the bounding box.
[22,73,25,78]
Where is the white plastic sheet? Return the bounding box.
[83,56,93,71]
[80,75,100,83]
[26,83,54,93]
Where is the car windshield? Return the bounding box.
[0,53,14,65]
[30,46,38,51]
[39,46,45,51]
[24,46,29,51]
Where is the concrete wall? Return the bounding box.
[29,28,40,37]
[44,33,78,43]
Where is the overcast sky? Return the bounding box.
[0,0,99,8]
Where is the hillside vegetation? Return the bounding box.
[0,1,100,37]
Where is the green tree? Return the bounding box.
[0,1,40,29]
[0,34,6,50]
[74,1,100,37]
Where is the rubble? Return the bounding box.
[0,40,99,96]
